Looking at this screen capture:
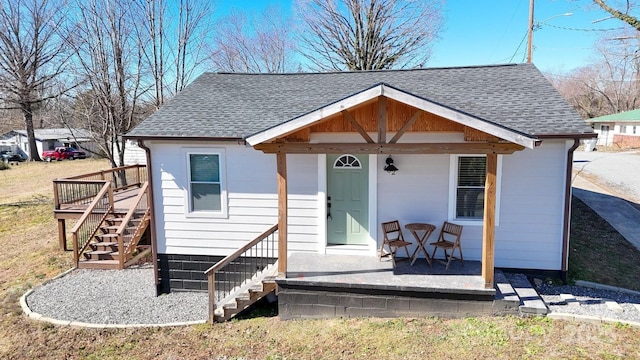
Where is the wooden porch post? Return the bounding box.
[58,219,67,251]
[482,153,498,288]
[277,152,288,278]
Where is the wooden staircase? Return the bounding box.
[214,270,278,322]
[205,224,279,323]
[78,211,150,269]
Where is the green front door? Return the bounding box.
[327,154,369,245]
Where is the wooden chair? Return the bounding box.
[379,220,412,266]
[430,221,464,270]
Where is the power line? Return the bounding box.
[544,23,626,32]
[508,31,529,63]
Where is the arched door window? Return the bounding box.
[333,154,361,169]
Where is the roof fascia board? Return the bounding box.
[381,85,537,149]
[246,86,383,145]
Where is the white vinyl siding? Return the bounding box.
[149,136,568,271]
[377,140,565,270]
[150,142,318,257]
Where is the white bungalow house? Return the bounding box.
[586,108,640,148]
[126,64,594,305]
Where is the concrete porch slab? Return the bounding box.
[279,252,495,298]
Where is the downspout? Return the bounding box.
[138,140,160,295]
[561,138,581,282]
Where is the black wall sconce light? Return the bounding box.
[384,156,398,175]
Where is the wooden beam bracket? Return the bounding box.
[342,110,374,143]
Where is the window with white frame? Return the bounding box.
[456,156,486,219]
[620,125,627,134]
[186,151,226,215]
[449,155,501,224]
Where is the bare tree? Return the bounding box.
[594,0,640,31]
[137,0,214,108]
[209,6,295,73]
[296,0,443,71]
[0,0,70,161]
[550,38,640,118]
[65,0,145,168]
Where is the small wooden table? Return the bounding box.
[405,223,436,266]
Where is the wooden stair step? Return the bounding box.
[84,250,117,260]
[77,259,120,269]
[96,233,118,240]
[92,241,118,248]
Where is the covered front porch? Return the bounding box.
[277,252,519,320]
[246,85,536,291]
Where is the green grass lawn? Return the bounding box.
[569,197,640,291]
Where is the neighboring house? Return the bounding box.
[586,109,640,148]
[112,139,147,166]
[0,128,96,159]
[126,63,595,295]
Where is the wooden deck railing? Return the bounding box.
[204,224,278,323]
[54,165,147,210]
[71,182,114,266]
[115,182,150,268]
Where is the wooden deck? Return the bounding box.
[54,187,143,219]
[276,253,517,320]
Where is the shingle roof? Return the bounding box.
[588,109,640,122]
[127,63,592,139]
[8,128,93,141]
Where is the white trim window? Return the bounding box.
[449,155,501,225]
[185,149,227,217]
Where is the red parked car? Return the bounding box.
[42,147,87,161]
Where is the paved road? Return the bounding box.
[572,150,640,253]
[574,150,640,203]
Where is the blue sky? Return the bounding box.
[215,0,628,73]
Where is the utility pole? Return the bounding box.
[527,0,534,63]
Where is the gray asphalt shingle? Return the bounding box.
[127,63,592,139]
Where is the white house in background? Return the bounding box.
[126,63,595,294]
[0,128,96,158]
[111,139,147,166]
[586,108,640,148]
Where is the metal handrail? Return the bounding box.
[54,165,147,209]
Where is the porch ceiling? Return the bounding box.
[246,83,538,150]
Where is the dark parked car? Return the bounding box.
[66,147,87,159]
[0,150,24,163]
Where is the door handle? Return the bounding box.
[327,196,332,220]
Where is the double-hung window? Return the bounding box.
[186,150,227,217]
[449,155,501,224]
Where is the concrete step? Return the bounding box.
[506,273,549,315]
[493,271,521,315]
